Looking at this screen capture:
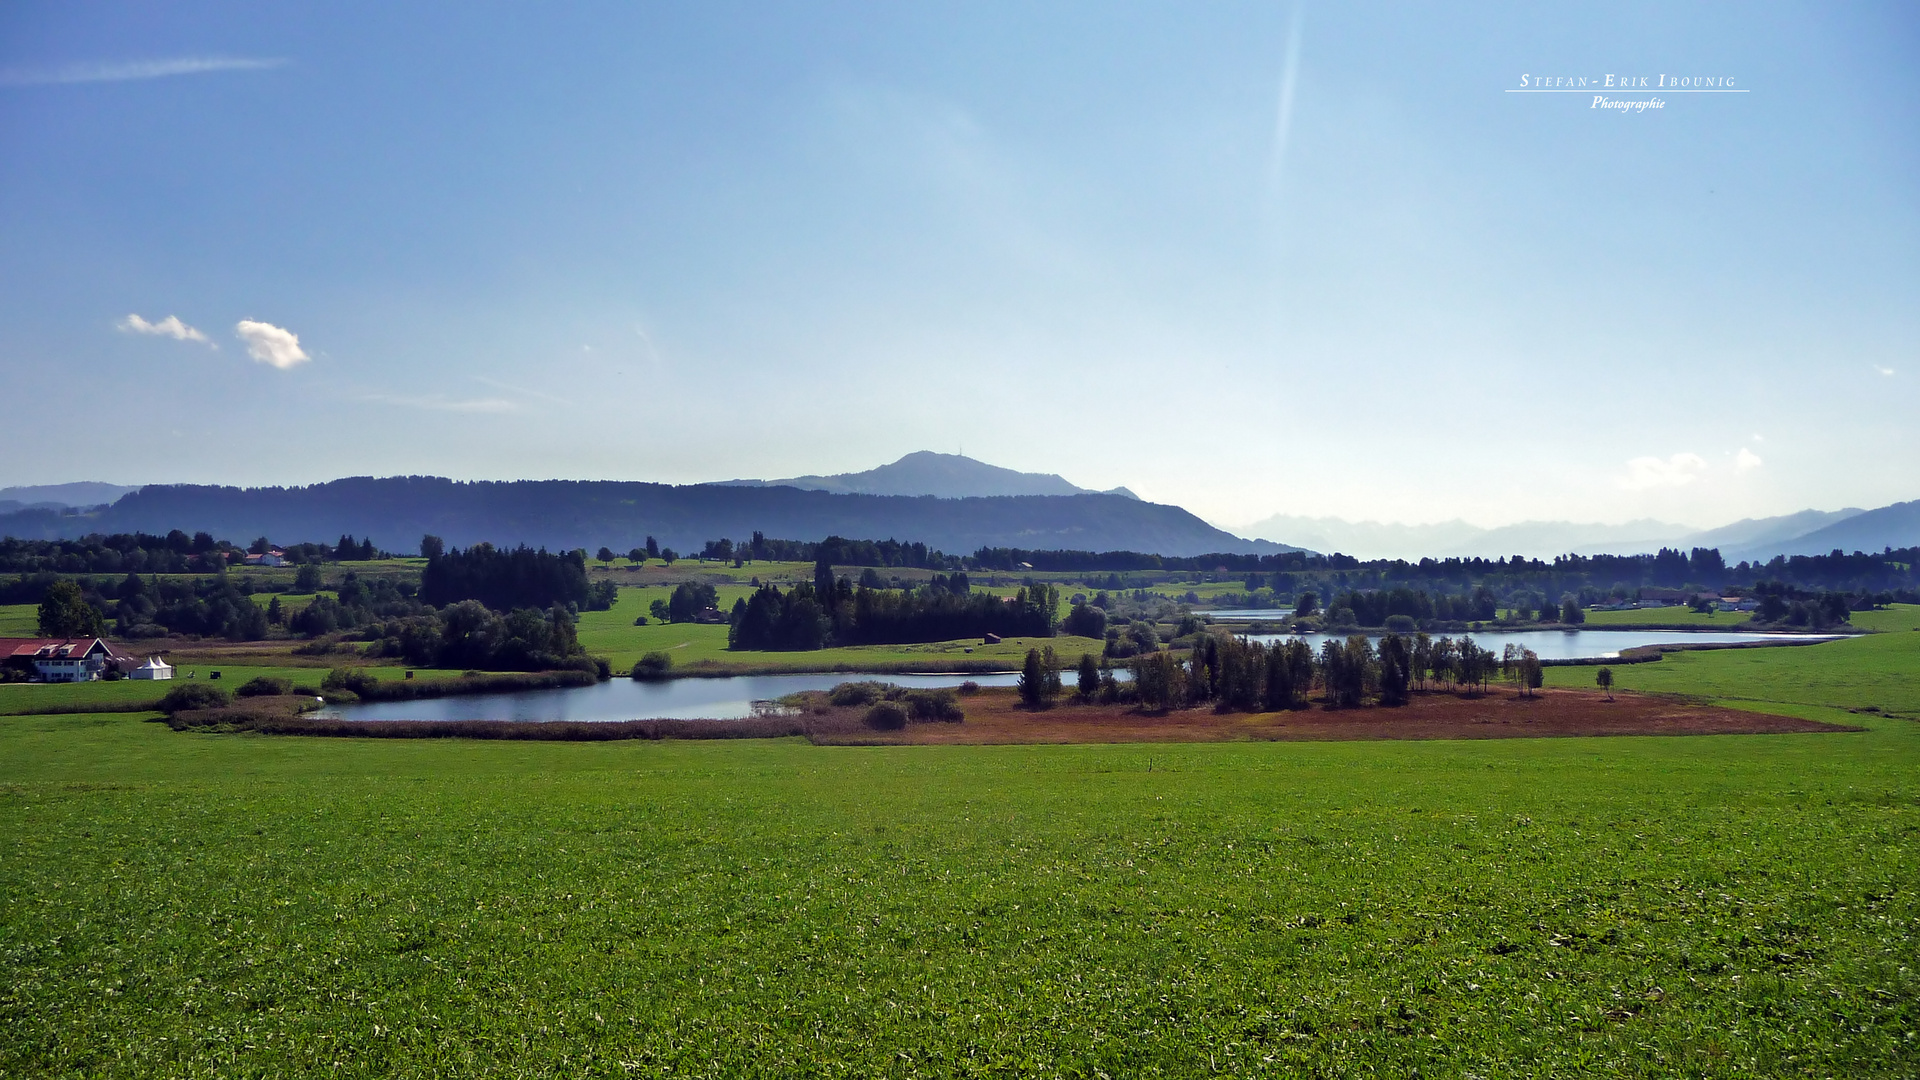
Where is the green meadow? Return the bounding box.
[575,587,1103,673]
[0,602,37,636]
[1581,607,1760,629]
[3,613,1918,1075]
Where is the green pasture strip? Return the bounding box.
[575,588,1102,671]
[243,588,334,607]
[0,666,462,715]
[1848,603,1920,633]
[2,704,1915,1076]
[1581,607,1751,628]
[1547,617,1920,715]
[0,603,36,635]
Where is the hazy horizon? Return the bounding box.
[2,3,1914,528]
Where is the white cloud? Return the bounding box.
[0,57,284,86]
[118,313,209,344]
[1872,364,1895,376]
[1735,447,1763,471]
[1618,452,1708,490]
[235,320,309,369]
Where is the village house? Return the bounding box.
[0,638,138,683]
[243,549,288,567]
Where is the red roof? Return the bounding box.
[0,637,130,661]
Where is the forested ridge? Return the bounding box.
[0,477,1287,558]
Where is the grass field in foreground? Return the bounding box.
[3,620,1918,1075]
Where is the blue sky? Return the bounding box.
[1,2,1913,530]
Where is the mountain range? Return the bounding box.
[0,476,1286,558]
[1,454,1913,564]
[713,452,1139,500]
[0,482,140,515]
[1230,504,1911,563]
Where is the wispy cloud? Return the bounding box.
[1872,364,1895,376]
[0,56,285,87]
[1618,452,1708,490]
[471,374,568,405]
[1267,4,1306,188]
[366,394,517,414]
[118,313,210,345]
[1735,447,1763,472]
[235,320,309,369]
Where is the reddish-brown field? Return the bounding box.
[806,685,1858,745]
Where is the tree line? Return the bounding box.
[1124,632,1507,712]
[727,562,1056,650]
[420,544,616,613]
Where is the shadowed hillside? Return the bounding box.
[0,477,1291,557]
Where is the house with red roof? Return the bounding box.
[0,638,137,683]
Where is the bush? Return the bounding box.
[958,680,981,695]
[632,615,650,626]
[235,676,294,698]
[631,651,673,680]
[321,689,361,705]
[864,701,908,730]
[321,667,380,697]
[1385,614,1418,632]
[902,688,963,722]
[158,683,231,714]
[828,681,889,707]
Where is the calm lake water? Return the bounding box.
[315,630,1837,723]
[1232,628,1837,661]
[316,671,1028,723]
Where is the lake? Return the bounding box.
[1231,628,1838,661]
[316,671,1030,724]
[315,630,1837,722]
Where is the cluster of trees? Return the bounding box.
[29,571,282,640]
[0,532,394,578]
[726,562,1057,651]
[1323,586,1501,628]
[284,573,424,636]
[1118,632,1506,713]
[1752,587,1854,628]
[420,544,615,612]
[361,601,595,672]
[727,583,830,650]
[687,533,959,569]
[649,582,719,624]
[0,531,228,575]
